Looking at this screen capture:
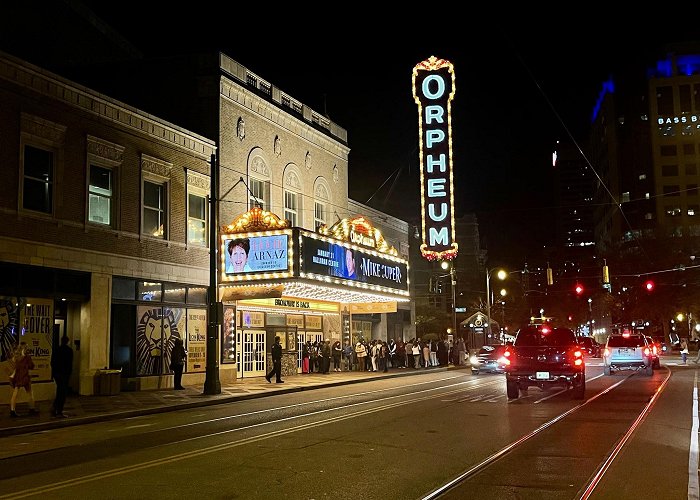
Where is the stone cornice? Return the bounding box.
[220,77,350,162]
[0,52,216,160]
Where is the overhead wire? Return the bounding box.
[505,35,654,266]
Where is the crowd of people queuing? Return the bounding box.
[300,337,469,373]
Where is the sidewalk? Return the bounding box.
[0,365,466,437]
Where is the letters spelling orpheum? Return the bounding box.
[413,56,458,261]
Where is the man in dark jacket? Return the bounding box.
[266,336,284,383]
[51,336,73,417]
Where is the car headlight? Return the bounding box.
[469,356,478,365]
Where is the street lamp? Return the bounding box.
[486,268,507,344]
[499,289,507,342]
[441,261,457,343]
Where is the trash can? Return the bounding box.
[96,368,122,395]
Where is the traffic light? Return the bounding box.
[644,280,655,292]
[575,283,584,296]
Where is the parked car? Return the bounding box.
[577,336,601,358]
[603,333,653,376]
[504,325,585,400]
[470,344,508,374]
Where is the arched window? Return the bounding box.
[313,177,331,230]
[283,164,303,227]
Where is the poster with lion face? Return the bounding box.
[136,306,184,376]
[0,297,19,363]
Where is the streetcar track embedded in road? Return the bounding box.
[420,367,673,500]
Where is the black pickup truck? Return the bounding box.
[504,325,586,400]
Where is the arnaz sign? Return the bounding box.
[413,55,458,261]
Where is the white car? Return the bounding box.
[603,333,653,376]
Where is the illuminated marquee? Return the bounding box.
[413,55,458,261]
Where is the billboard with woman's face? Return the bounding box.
[224,235,289,275]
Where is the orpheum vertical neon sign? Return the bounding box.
[412,55,458,261]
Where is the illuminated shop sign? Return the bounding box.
[300,235,408,291]
[657,115,700,125]
[413,55,458,261]
[239,297,339,312]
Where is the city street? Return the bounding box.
[0,361,693,499]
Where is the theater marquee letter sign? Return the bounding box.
[413,56,458,261]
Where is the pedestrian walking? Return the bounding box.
[9,342,37,417]
[681,338,689,364]
[170,337,187,389]
[266,336,284,383]
[51,335,73,417]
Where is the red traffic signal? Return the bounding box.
[575,283,584,296]
[644,280,655,292]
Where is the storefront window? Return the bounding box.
[112,278,136,300]
[187,286,207,305]
[138,281,162,301]
[163,283,186,303]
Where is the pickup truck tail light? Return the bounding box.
[502,349,512,365]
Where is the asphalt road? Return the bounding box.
[0,362,693,500]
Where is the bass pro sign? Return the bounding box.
[413,56,458,261]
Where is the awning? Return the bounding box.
[219,280,409,304]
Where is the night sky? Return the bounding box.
[4,4,699,267]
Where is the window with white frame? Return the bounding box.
[88,164,113,225]
[23,144,54,214]
[143,179,167,238]
[314,201,327,230]
[313,178,331,231]
[188,192,207,245]
[285,190,299,227]
[249,177,269,210]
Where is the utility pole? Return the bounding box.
[204,153,221,395]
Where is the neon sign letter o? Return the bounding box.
[422,75,445,100]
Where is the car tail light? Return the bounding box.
[604,348,610,357]
[573,349,583,366]
[652,345,658,355]
[503,349,512,365]
[643,347,650,356]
